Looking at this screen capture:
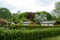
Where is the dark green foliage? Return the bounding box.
[45,12,52,20]
[19,12,28,18]
[26,12,36,21]
[19,12,29,22]
[42,11,52,20]
[36,12,41,15]
[0,8,12,19]
[0,28,60,40]
[11,13,20,22]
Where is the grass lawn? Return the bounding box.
[42,36,60,40]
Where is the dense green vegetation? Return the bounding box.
[0,28,60,40]
[0,7,53,23]
[0,1,60,40]
[0,1,60,23]
[0,8,12,19]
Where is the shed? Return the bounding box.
[40,21,56,26]
[22,21,31,25]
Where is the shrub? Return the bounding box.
[0,28,60,40]
[8,22,60,29]
[9,23,15,28]
[9,23,23,29]
[0,24,3,27]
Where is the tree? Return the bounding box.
[19,12,28,19]
[19,12,36,22]
[19,12,29,22]
[42,11,52,20]
[34,11,52,23]
[34,14,42,24]
[26,12,36,21]
[52,1,60,19]
[36,11,52,20]
[36,12,41,16]
[11,13,20,22]
[0,8,12,19]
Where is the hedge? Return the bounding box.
[0,28,60,40]
[8,23,60,29]
[9,25,60,29]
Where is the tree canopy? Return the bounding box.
[0,8,12,19]
[36,11,52,20]
[34,11,52,23]
[52,1,60,18]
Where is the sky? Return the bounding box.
[0,0,59,13]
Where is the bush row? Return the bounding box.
[0,28,60,40]
[9,24,60,29]
[8,23,60,29]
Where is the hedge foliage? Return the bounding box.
[8,23,60,29]
[0,28,60,40]
[9,24,60,29]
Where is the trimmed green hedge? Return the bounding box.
[0,28,60,40]
[8,23,60,29]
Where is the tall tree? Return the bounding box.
[19,12,28,19]
[52,1,60,19]
[0,8,12,19]
[26,12,36,21]
[11,13,20,22]
[36,12,41,16]
[42,11,52,20]
[34,11,52,23]
[19,12,29,21]
[36,11,52,20]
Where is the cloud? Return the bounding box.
[36,0,58,6]
[0,0,59,13]
[4,0,40,12]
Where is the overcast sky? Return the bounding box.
[0,0,59,13]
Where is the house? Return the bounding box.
[40,21,56,26]
[22,21,31,25]
[22,21,35,26]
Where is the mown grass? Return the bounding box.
[42,36,60,40]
